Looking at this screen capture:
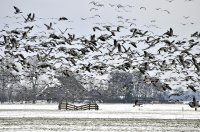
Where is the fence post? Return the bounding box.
[66,103,68,110]
[95,104,98,110]
[58,102,61,110]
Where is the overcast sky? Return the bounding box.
[0,0,200,37]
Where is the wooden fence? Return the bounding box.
[58,103,99,111]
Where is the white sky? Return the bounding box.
[0,0,200,37]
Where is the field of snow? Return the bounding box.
[0,103,200,131]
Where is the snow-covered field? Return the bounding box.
[0,103,200,131]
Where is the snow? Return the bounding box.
[0,104,200,131]
[0,103,200,119]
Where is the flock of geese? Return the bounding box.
[0,0,199,101]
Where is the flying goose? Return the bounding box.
[187,85,196,92]
[162,10,170,14]
[44,22,53,30]
[13,6,22,14]
[164,28,174,37]
[93,26,101,32]
[140,7,146,10]
[59,17,68,21]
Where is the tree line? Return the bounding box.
[0,58,169,104]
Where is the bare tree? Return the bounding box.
[56,71,88,102]
[0,62,19,103]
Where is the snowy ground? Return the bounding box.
[0,103,200,131]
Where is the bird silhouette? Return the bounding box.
[187,85,197,92]
[13,6,22,14]
[44,22,53,30]
[59,17,68,21]
[162,10,170,14]
[164,28,175,37]
[189,96,200,111]
[140,7,146,10]
[93,26,101,32]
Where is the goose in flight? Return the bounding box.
[89,1,98,5]
[164,28,175,37]
[58,28,69,34]
[44,22,53,30]
[90,8,98,11]
[155,8,161,10]
[59,17,68,21]
[162,10,170,14]
[30,13,35,22]
[166,0,175,3]
[93,26,101,32]
[187,85,197,92]
[13,6,22,14]
[140,7,146,10]
[183,16,190,19]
